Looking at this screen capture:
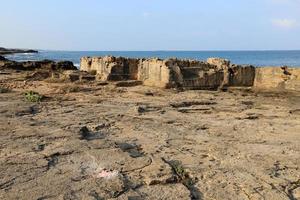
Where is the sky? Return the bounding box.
[0,0,300,51]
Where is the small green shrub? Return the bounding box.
[24,91,43,102]
[169,160,188,179]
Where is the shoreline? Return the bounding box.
[3,49,300,67]
[1,55,300,91]
[0,56,299,199]
[0,47,38,55]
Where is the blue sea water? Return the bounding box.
[4,50,300,67]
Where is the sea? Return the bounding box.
[4,50,300,68]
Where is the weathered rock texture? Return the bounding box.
[254,67,300,91]
[80,57,139,81]
[0,59,77,71]
[0,59,80,82]
[81,56,300,91]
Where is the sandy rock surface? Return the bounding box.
[0,70,300,200]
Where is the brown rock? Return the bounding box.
[254,67,300,91]
[79,56,300,91]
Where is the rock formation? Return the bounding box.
[80,56,139,81]
[254,67,300,91]
[0,55,7,61]
[0,59,77,71]
[0,47,38,55]
[81,56,232,89]
[81,56,300,91]
[2,55,299,92]
[0,58,79,81]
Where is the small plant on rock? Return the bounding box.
[24,91,44,102]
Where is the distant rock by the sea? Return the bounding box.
[0,58,77,71]
[0,47,38,55]
[0,55,7,61]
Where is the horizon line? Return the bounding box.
[37,49,300,52]
[2,47,300,52]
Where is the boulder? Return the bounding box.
[0,55,7,61]
[53,61,77,70]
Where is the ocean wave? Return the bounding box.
[74,63,80,68]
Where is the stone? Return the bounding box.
[80,74,96,82]
[53,61,77,70]
[0,55,7,61]
[27,71,52,81]
[79,126,91,140]
[62,70,80,82]
[0,58,77,71]
[207,57,230,70]
[115,80,142,87]
[254,67,300,91]
[136,106,147,114]
[80,56,139,81]
[228,65,256,87]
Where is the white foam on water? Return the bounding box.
[74,63,80,69]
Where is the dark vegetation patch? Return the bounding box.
[24,91,44,102]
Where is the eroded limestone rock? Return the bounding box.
[254,67,300,91]
[81,56,139,81]
[80,56,300,91]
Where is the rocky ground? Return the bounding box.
[0,69,300,200]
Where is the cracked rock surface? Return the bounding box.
[0,71,300,200]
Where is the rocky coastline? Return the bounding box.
[81,56,300,91]
[0,56,300,199]
[0,47,38,55]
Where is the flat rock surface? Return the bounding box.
[0,70,300,200]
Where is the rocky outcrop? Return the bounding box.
[0,55,7,61]
[0,58,79,82]
[137,58,233,89]
[0,59,77,71]
[81,56,139,81]
[228,65,256,87]
[254,67,300,91]
[0,47,38,55]
[80,56,300,91]
[80,56,258,89]
[81,56,231,89]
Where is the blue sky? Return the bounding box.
[0,0,299,50]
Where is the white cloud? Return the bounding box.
[271,19,297,28]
